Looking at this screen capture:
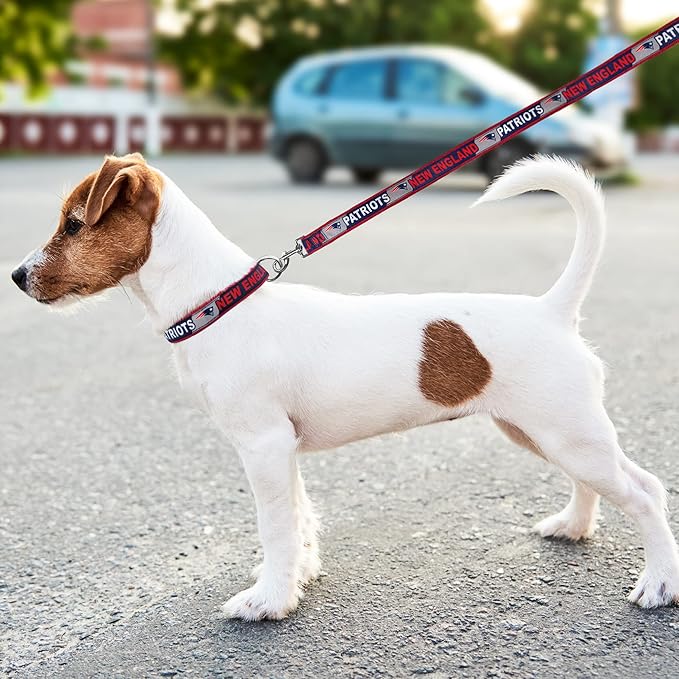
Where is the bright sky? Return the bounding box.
[483,0,677,33]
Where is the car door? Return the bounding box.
[388,57,489,168]
[314,57,391,168]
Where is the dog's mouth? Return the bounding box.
[33,283,84,306]
[34,292,86,312]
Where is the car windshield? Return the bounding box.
[451,53,540,105]
[449,51,581,119]
[293,66,327,96]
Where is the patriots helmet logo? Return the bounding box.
[388,180,412,199]
[196,305,216,319]
[636,41,655,52]
[549,93,563,102]
[321,220,345,239]
[482,132,496,142]
[389,181,411,195]
[388,180,413,199]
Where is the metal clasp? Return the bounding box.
[257,243,302,281]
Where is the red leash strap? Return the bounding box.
[165,18,678,343]
[295,17,679,256]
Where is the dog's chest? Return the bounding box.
[172,348,213,412]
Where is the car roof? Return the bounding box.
[294,44,492,70]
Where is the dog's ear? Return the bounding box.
[85,153,159,225]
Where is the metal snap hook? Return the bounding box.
[256,243,302,282]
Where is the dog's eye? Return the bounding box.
[64,218,83,236]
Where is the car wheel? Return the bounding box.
[483,142,532,183]
[351,167,380,184]
[285,138,326,184]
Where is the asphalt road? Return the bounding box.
[1,154,679,678]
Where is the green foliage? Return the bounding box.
[161,0,677,133]
[0,0,73,98]
[626,27,679,130]
[160,0,499,106]
[510,0,597,91]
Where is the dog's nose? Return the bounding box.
[11,266,28,291]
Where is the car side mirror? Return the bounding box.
[461,87,485,106]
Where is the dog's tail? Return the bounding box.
[472,155,605,322]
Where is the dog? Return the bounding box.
[11,153,679,620]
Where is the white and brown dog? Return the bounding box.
[12,153,679,620]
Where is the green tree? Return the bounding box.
[0,0,73,97]
[627,27,679,130]
[511,0,597,91]
[160,0,499,106]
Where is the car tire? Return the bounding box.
[285,138,326,184]
[483,142,533,183]
[351,167,380,184]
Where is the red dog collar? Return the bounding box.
[164,263,268,343]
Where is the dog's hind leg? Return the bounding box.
[222,420,305,621]
[533,479,599,541]
[528,405,679,608]
[494,417,600,540]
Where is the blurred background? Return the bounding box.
[3,5,679,674]
[0,0,677,177]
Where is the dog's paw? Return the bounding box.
[250,552,320,588]
[222,581,301,621]
[533,511,596,541]
[250,562,263,581]
[628,568,679,608]
[300,547,322,586]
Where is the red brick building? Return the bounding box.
[69,0,181,94]
[0,0,265,155]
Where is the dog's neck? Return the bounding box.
[127,172,253,335]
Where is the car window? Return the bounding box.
[395,59,477,106]
[441,66,476,105]
[396,59,443,104]
[326,59,387,101]
[293,66,327,96]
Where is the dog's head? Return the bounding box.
[11,153,162,307]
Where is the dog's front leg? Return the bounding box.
[222,423,304,621]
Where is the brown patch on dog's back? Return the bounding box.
[419,319,492,407]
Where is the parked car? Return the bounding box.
[270,45,626,184]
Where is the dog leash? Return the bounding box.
[164,16,679,344]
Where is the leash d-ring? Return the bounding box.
[257,243,303,281]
